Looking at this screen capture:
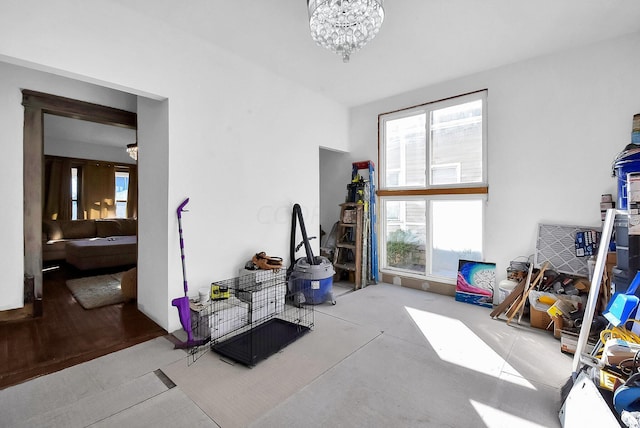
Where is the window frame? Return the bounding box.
[378,90,488,194]
[70,165,80,220]
[377,90,488,283]
[114,168,130,219]
[379,194,487,283]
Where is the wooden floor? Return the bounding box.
[0,264,167,390]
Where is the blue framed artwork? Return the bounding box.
[455,259,495,308]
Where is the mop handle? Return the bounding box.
[177,198,190,219]
[177,198,189,294]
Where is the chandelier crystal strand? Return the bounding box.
[308,0,384,63]
[126,143,138,161]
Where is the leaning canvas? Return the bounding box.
[455,259,495,308]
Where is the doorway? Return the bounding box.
[22,89,137,314]
[0,90,167,388]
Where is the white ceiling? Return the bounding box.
[114,0,640,107]
[47,0,640,146]
[44,114,136,148]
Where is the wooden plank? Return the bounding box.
[505,268,540,321]
[506,262,534,319]
[497,264,533,317]
[490,278,526,318]
[507,262,549,325]
[518,264,547,324]
[507,268,544,322]
[22,89,136,129]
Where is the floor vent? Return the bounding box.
[153,369,176,389]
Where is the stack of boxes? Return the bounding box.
[614,196,640,295]
[600,193,614,222]
[206,269,287,342]
[611,114,640,295]
[209,297,249,341]
[236,269,286,324]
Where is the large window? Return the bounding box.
[379,91,487,282]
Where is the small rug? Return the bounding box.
[66,272,125,309]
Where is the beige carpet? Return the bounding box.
[162,311,382,428]
[66,272,126,309]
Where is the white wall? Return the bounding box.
[347,31,640,283]
[0,1,348,331]
[319,148,349,234]
[137,97,170,329]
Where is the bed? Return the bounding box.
[65,235,137,270]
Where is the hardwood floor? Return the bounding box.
[0,264,167,390]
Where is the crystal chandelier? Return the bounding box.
[126,143,138,161]
[308,0,385,63]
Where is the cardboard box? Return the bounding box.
[560,330,596,354]
[530,306,553,330]
[602,338,640,365]
[552,315,563,339]
[600,202,615,210]
[342,209,357,224]
[575,230,600,257]
[528,290,582,331]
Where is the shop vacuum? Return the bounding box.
[287,204,336,305]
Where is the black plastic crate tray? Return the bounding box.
[211,318,310,366]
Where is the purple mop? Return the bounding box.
[172,198,208,349]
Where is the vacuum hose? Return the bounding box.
[289,204,318,269]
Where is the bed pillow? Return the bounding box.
[96,220,121,237]
[43,219,63,241]
[116,218,137,236]
[60,220,97,239]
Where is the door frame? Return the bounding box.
[22,89,137,315]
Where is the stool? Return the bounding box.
[121,267,137,301]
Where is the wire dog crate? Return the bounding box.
[209,269,314,366]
